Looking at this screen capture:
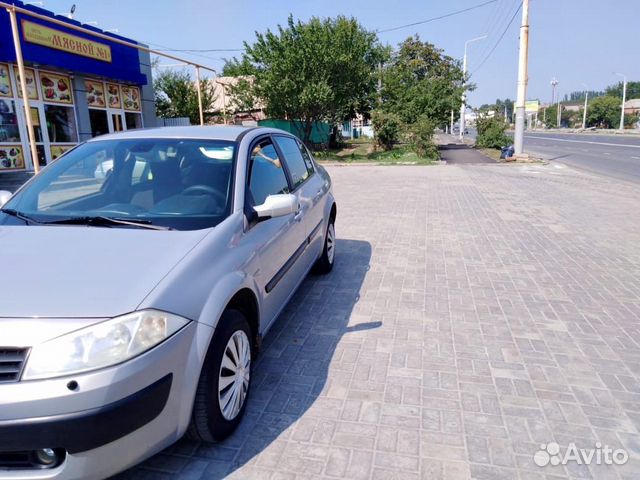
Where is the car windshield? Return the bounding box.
[3,138,236,231]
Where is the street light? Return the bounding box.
[614,72,627,131]
[550,77,558,104]
[581,83,589,130]
[459,35,487,140]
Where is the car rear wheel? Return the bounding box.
[314,219,335,274]
[187,309,252,442]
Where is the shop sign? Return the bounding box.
[22,20,112,63]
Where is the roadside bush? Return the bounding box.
[409,116,438,159]
[476,115,511,149]
[372,111,402,150]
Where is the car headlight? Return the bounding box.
[22,310,190,380]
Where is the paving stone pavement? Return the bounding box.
[116,163,640,480]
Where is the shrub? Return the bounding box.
[372,111,402,150]
[476,115,511,149]
[409,116,438,159]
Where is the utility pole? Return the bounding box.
[615,73,627,131]
[557,97,561,128]
[459,35,487,141]
[450,109,454,136]
[513,0,530,156]
[581,83,589,130]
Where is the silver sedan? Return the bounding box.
[0,126,336,479]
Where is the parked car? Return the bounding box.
[0,126,337,479]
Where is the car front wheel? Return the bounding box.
[188,309,252,442]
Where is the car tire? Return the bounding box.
[313,219,335,274]
[187,309,252,442]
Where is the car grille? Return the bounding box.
[0,347,29,383]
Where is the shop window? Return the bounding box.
[0,145,24,169]
[45,105,78,143]
[30,107,44,143]
[0,99,21,142]
[125,112,142,130]
[39,72,73,104]
[89,109,109,137]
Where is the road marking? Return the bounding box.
[525,136,640,149]
[633,156,640,160]
[604,152,610,155]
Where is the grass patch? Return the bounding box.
[476,147,503,162]
[315,139,437,165]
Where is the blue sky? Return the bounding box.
[40,0,639,106]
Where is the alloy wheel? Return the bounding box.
[217,330,251,420]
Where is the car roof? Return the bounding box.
[86,125,270,143]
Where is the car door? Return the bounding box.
[273,135,327,266]
[246,136,308,329]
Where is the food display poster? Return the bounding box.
[0,64,12,97]
[106,83,121,109]
[50,144,73,160]
[85,79,106,108]
[13,67,38,100]
[122,85,141,111]
[40,72,73,104]
[0,145,25,169]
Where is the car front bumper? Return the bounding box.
[0,320,211,480]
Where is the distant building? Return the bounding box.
[208,76,265,124]
[624,99,640,115]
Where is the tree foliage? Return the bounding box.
[408,116,438,159]
[154,69,216,124]
[605,81,640,100]
[371,111,402,150]
[380,36,465,127]
[476,115,510,148]
[225,15,386,144]
[586,96,622,129]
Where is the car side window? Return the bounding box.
[248,138,289,206]
[274,136,313,189]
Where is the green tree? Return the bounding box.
[605,81,640,100]
[154,69,216,125]
[475,115,510,148]
[380,36,465,127]
[371,111,402,150]
[586,96,622,128]
[224,15,386,144]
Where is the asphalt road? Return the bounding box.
[523,132,640,183]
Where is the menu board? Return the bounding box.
[106,83,121,109]
[14,67,38,100]
[0,145,24,169]
[85,79,106,107]
[40,71,73,104]
[122,86,141,111]
[0,64,12,97]
[50,145,73,160]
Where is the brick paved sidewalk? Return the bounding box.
[117,163,640,480]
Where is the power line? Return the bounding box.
[376,0,498,33]
[156,48,245,53]
[471,1,522,74]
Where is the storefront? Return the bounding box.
[0,0,156,173]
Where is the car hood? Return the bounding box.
[0,225,209,318]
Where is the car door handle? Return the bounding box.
[314,189,323,200]
[294,203,303,222]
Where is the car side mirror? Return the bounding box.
[253,194,298,219]
[0,190,12,208]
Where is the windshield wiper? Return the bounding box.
[0,208,44,225]
[43,216,173,230]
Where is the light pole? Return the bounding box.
[513,0,530,156]
[550,78,558,104]
[581,83,589,130]
[459,35,487,140]
[614,73,627,131]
